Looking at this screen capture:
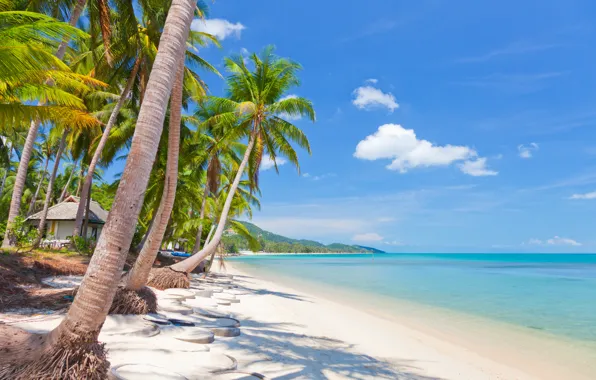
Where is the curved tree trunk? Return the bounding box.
[73,57,141,237]
[1,0,87,248]
[169,130,257,273]
[27,155,50,216]
[0,0,196,376]
[124,54,184,291]
[59,159,78,203]
[33,130,68,247]
[192,185,210,253]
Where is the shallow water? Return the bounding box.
[230,253,596,342]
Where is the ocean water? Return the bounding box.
[230,253,596,342]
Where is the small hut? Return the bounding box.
[27,195,108,240]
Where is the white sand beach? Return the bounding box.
[3,262,595,379]
[213,262,596,380]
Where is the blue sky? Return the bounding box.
[119,0,596,252]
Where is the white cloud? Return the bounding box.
[302,172,336,181]
[277,94,301,121]
[190,19,245,40]
[352,232,384,242]
[352,86,399,112]
[354,124,495,176]
[458,158,498,177]
[261,155,287,171]
[384,240,403,246]
[527,236,582,246]
[518,143,539,159]
[365,78,378,84]
[547,236,581,246]
[569,191,596,200]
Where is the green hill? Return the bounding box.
[222,222,385,254]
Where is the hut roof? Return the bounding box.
[27,195,108,224]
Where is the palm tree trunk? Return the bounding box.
[73,57,141,237]
[0,145,12,197]
[1,0,87,249]
[33,130,68,247]
[55,0,87,59]
[82,182,92,238]
[170,129,258,273]
[2,120,41,248]
[75,164,85,196]
[27,155,50,216]
[0,0,197,376]
[58,159,78,203]
[192,185,210,253]
[124,54,184,291]
[204,224,215,247]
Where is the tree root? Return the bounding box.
[147,267,190,290]
[108,286,157,315]
[0,325,109,380]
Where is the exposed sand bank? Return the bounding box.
[214,262,596,380]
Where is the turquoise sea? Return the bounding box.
[230,253,596,342]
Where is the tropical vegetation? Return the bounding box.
[0,0,315,376]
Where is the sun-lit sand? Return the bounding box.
[213,262,596,380]
[3,262,595,379]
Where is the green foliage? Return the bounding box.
[5,216,36,248]
[70,235,95,256]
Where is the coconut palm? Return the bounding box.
[148,46,315,288]
[1,8,103,248]
[72,2,219,237]
[122,54,184,293]
[187,102,246,253]
[0,0,198,375]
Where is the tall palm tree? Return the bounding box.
[123,53,184,293]
[1,9,102,248]
[72,2,219,237]
[148,47,315,288]
[0,0,198,376]
[188,102,244,253]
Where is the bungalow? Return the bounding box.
[27,195,108,240]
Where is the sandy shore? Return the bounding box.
[213,262,596,380]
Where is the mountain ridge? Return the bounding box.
[222,221,386,254]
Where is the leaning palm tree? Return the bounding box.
[0,0,197,377]
[72,2,219,237]
[187,102,245,253]
[113,53,185,313]
[148,46,315,289]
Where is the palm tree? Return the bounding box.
[32,127,69,247]
[1,9,103,248]
[188,102,245,253]
[122,55,184,295]
[72,2,219,237]
[0,0,197,376]
[26,132,55,215]
[148,47,315,288]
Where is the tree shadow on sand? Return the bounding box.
[229,276,313,303]
[214,319,445,380]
